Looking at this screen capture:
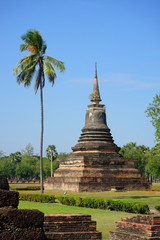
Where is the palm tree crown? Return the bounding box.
[14,29,65,93]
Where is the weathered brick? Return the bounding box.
[0,189,19,208]
[110,215,160,240]
[0,174,9,190]
[44,214,102,240]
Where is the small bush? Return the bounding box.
[155,205,160,211]
[16,186,41,190]
[19,193,55,203]
[57,196,149,214]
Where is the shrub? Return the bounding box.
[57,196,149,214]
[16,186,41,190]
[19,193,55,203]
[155,205,160,211]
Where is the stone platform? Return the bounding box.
[110,215,160,240]
[45,150,151,192]
[44,214,102,240]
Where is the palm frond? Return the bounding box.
[15,59,38,86]
[23,62,37,87]
[42,43,47,55]
[14,54,38,75]
[46,56,65,72]
[21,30,45,54]
[44,58,56,85]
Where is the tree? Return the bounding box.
[21,143,34,156]
[0,157,16,178]
[46,145,58,177]
[16,164,33,179]
[9,152,22,164]
[14,30,65,193]
[145,93,160,142]
[145,143,160,179]
[146,155,160,178]
[0,150,5,159]
[119,142,150,176]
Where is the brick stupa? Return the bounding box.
[45,65,151,192]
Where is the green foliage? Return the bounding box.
[14,29,65,93]
[119,142,149,176]
[46,145,58,161]
[57,196,149,214]
[0,152,58,179]
[9,151,22,164]
[145,93,160,142]
[19,193,55,203]
[155,205,160,211]
[146,155,160,178]
[15,186,40,190]
[145,143,160,178]
[16,164,34,179]
[0,157,16,178]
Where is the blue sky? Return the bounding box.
[1,0,160,155]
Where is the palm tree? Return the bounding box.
[46,145,58,177]
[9,151,22,164]
[14,29,65,193]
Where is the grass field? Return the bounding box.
[19,201,136,240]
[12,182,160,240]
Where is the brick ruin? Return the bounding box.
[44,65,151,192]
[110,215,160,239]
[44,214,102,239]
[0,174,45,240]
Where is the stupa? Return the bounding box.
[44,65,151,192]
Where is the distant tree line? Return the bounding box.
[1,142,160,182]
[119,142,160,181]
[0,144,69,180]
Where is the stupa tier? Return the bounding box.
[44,65,151,192]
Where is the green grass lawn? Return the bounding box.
[19,201,136,240]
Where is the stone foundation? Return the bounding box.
[45,153,151,192]
[44,214,102,240]
[110,215,160,239]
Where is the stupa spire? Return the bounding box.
[90,63,102,104]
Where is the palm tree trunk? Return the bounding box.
[51,152,53,177]
[40,81,44,193]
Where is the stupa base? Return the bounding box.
[44,166,151,192]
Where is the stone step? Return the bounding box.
[110,230,160,240]
[52,176,146,183]
[45,231,102,240]
[44,221,97,232]
[115,221,160,236]
[121,216,160,225]
[44,214,91,222]
[44,214,102,240]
